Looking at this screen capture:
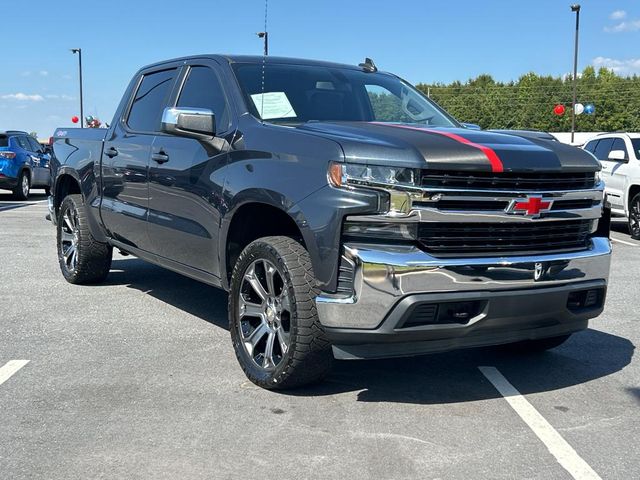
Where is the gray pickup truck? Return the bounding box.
[49,55,611,389]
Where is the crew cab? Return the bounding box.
[583,132,640,239]
[49,55,611,389]
[0,130,51,199]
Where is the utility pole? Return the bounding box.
[570,4,581,144]
[70,48,84,128]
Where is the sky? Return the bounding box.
[1,0,638,138]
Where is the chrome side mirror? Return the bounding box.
[161,107,215,139]
[608,149,628,163]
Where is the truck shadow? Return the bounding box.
[107,257,634,405]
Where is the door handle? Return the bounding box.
[151,152,169,164]
[105,146,119,158]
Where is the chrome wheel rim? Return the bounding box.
[631,199,640,237]
[60,206,79,272]
[238,259,291,371]
[21,174,29,197]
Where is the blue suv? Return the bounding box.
[0,130,51,200]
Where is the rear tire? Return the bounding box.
[12,170,30,200]
[56,194,112,284]
[500,334,572,353]
[629,193,640,240]
[229,236,333,390]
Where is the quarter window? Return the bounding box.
[127,69,176,132]
[583,140,598,153]
[177,66,229,132]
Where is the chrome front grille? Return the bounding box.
[420,171,596,191]
[417,219,593,256]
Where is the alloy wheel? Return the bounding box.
[21,174,29,198]
[60,206,80,272]
[237,259,291,371]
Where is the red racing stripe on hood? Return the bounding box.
[371,123,504,173]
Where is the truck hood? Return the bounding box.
[296,122,599,173]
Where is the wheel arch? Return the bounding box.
[628,184,640,213]
[220,197,318,291]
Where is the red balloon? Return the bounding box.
[71,116,79,123]
[553,104,565,116]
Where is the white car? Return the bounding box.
[583,133,640,239]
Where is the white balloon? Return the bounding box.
[574,103,585,115]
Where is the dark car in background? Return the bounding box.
[0,130,51,199]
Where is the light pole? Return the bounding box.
[256,32,268,56]
[570,4,580,144]
[70,48,84,128]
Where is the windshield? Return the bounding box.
[232,63,458,127]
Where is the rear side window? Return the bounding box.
[593,138,614,161]
[0,135,8,147]
[127,69,176,132]
[583,140,598,153]
[15,136,31,151]
[177,66,230,132]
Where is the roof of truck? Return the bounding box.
[141,54,372,73]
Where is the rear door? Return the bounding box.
[146,61,233,275]
[25,136,48,187]
[101,67,178,251]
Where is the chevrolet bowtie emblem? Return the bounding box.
[506,196,554,218]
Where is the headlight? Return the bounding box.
[328,162,418,188]
[594,170,602,185]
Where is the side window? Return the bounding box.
[27,136,42,153]
[127,69,176,132]
[365,85,411,123]
[611,138,628,160]
[583,140,598,153]
[15,136,31,151]
[177,66,229,132]
[593,138,614,161]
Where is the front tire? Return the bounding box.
[12,170,30,200]
[56,194,112,284]
[629,193,640,240]
[229,236,333,390]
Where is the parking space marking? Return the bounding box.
[479,366,601,480]
[610,237,638,247]
[0,360,30,387]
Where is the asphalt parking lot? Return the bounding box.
[1,193,638,480]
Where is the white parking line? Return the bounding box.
[479,366,601,480]
[610,237,638,247]
[0,360,30,386]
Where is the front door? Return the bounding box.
[146,63,233,275]
[100,67,178,251]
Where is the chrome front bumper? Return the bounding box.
[316,237,612,329]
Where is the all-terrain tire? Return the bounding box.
[229,236,333,390]
[57,194,112,284]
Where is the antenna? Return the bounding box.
[359,57,377,73]
[259,0,268,124]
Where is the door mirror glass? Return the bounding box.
[161,107,216,139]
[608,149,627,162]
